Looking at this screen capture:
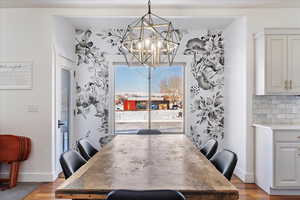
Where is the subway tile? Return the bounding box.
[253,96,300,124]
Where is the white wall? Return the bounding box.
[224,17,249,182]
[0,9,54,181]
[53,16,76,61]
[0,11,76,182]
[1,7,300,182]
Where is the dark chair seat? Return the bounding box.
[106,190,185,200]
[210,150,237,181]
[78,138,99,161]
[60,150,87,179]
[200,139,218,160]
[137,129,162,135]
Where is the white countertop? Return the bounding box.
[253,123,300,130]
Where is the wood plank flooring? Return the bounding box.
[23,176,300,200]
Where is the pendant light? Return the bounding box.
[121,0,181,67]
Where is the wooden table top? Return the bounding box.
[56,135,238,200]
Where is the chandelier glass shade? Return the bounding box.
[121,0,181,67]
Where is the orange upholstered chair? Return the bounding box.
[0,135,31,190]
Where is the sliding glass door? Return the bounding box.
[114,65,184,134]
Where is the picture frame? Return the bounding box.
[0,61,33,90]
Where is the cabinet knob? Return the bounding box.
[297,136,300,139]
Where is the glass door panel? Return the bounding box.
[114,65,149,134]
[150,66,184,133]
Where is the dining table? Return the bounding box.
[55,134,239,200]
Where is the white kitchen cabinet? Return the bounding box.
[288,35,300,93]
[254,124,300,195]
[275,142,300,187]
[255,28,300,95]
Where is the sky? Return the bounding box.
[115,65,183,94]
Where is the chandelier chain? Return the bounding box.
[148,0,151,14]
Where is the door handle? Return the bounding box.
[58,120,65,128]
[290,80,292,89]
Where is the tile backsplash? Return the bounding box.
[253,96,300,124]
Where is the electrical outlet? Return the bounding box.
[27,105,39,112]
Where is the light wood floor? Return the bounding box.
[23,176,300,200]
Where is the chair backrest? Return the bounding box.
[78,138,99,161]
[59,150,87,179]
[200,139,218,160]
[106,190,185,200]
[137,129,162,135]
[210,150,237,181]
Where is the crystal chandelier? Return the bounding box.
[121,0,181,67]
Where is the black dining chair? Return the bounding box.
[137,129,162,135]
[77,138,99,161]
[200,139,218,160]
[209,150,237,181]
[106,190,186,200]
[59,150,87,179]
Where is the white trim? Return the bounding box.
[234,167,255,183]
[106,55,193,135]
[57,53,76,64]
[53,51,76,177]
[269,188,300,195]
[0,172,56,182]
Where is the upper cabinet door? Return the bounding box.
[266,35,288,94]
[288,35,300,93]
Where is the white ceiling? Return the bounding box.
[1,0,300,8]
[67,17,235,31]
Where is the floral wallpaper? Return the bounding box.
[74,29,224,150]
[184,31,224,149]
[75,29,112,147]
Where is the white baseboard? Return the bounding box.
[234,167,255,183]
[54,168,62,179]
[0,172,56,182]
[270,188,300,195]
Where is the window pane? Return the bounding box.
[114,65,184,134]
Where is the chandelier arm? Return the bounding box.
[121,26,130,41]
[149,25,167,40]
[128,50,144,65]
[129,14,146,27]
[143,54,153,66]
[149,26,179,45]
[149,12,171,23]
[170,23,181,41]
[136,18,144,42]
[170,45,179,66]
[167,50,172,65]
[123,38,178,45]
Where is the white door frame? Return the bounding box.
[54,54,76,177]
[106,55,193,136]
